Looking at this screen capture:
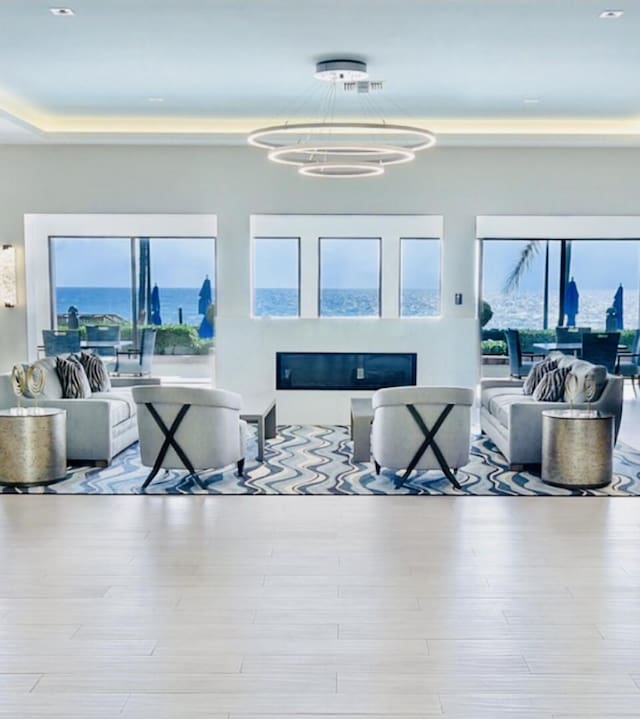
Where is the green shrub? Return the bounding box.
[481,339,507,355]
[480,300,493,328]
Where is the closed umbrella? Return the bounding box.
[564,277,579,327]
[150,284,162,326]
[613,284,624,330]
[197,276,214,339]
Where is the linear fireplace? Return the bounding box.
[276,352,417,391]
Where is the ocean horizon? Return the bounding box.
[55,286,639,329]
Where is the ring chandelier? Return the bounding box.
[248,60,436,178]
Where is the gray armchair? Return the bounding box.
[371,386,474,489]
[131,385,247,490]
[114,328,156,376]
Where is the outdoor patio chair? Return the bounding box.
[581,332,620,373]
[370,386,474,490]
[616,329,640,391]
[555,326,591,343]
[504,329,543,378]
[42,329,81,356]
[132,385,247,490]
[85,324,121,357]
[113,328,157,376]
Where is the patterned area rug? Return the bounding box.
[4,425,640,495]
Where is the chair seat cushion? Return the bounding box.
[617,361,639,377]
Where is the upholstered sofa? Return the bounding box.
[0,357,152,465]
[480,353,624,468]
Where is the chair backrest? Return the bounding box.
[42,329,81,356]
[581,332,620,373]
[631,329,640,357]
[85,325,121,356]
[131,385,243,471]
[139,328,157,372]
[504,329,523,375]
[556,326,591,343]
[371,386,474,472]
[86,325,121,342]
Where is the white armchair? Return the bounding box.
[371,386,474,489]
[131,385,247,490]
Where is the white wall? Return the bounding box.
[2,145,640,416]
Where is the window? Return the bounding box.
[481,238,640,330]
[400,238,441,316]
[319,237,381,317]
[49,236,216,339]
[253,237,300,317]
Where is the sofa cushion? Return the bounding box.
[483,387,533,429]
[523,357,557,395]
[79,351,112,393]
[564,360,608,403]
[533,366,571,402]
[92,390,137,424]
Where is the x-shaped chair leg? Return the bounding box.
[394,403,462,490]
[142,403,199,490]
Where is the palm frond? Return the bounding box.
[503,240,542,293]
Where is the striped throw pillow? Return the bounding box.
[523,357,557,395]
[56,355,92,399]
[79,351,111,393]
[532,366,571,402]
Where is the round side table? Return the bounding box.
[0,408,67,486]
[541,409,614,489]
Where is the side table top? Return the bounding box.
[542,409,613,421]
[350,397,374,418]
[240,395,276,420]
[0,407,66,419]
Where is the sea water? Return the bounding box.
[56,287,639,329]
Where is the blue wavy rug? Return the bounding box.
[5,425,640,495]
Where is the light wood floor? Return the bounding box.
[1,495,640,718]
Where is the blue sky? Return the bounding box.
[53,236,639,292]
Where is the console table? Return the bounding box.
[240,396,277,462]
[0,408,67,486]
[350,398,374,463]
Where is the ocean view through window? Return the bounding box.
[319,237,381,317]
[50,236,216,347]
[482,239,640,330]
[400,238,440,316]
[253,237,300,317]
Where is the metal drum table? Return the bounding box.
[541,409,614,489]
[0,408,67,486]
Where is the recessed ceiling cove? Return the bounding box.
[0,0,638,145]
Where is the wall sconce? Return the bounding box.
[0,244,17,308]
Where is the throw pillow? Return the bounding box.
[564,360,608,403]
[523,357,557,395]
[532,366,571,402]
[56,355,92,399]
[79,351,112,393]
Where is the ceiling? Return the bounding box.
[1,0,639,146]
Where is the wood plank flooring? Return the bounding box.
[1,495,640,718]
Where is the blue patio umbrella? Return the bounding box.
[613,284,624,329]
[150,284,162,326]
[197,276,214,339]
[564,277,579,327]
